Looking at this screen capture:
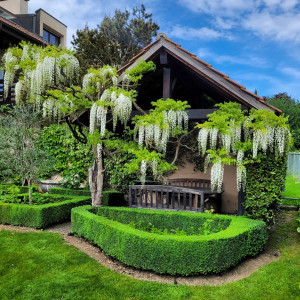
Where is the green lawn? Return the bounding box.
[281,175,300,205]
[0,210,299,300]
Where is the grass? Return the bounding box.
[0,210,299,300]
[281,175,300,205]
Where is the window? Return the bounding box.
[43,29,60,46]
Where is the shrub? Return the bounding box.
[245,154,287,224]
[72,206,268,275]
[0,196,90,228]
[49,188,125,206]
[49,187,91,196]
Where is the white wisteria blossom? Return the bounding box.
[3,52,18,98]
[140,160,147,185]
[198,128,209,155]
[210,158,224,193]
[112,94,132,129]
[15,81,23,105]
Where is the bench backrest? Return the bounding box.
[166,178,211,188]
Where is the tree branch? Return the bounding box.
[133,101,147,115]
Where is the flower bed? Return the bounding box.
[71,206,268,275]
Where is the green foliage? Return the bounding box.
[127,217,222,236]
[71,4,159,73]
[245,154,288,225]
[38,124,93,188]
[267,93,300,149]
[0,195,90,228]
[49,187,125,206]
[104,153,137,193]
[49,187,91,196]
[198,102,246,133]
[126,60,156,83]
[72,206,268,275]
[0,192,68,205]
[0,106,56,191]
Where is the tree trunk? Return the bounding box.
[89,157,104,207]
[28,179,32,205]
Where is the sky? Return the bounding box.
[28,0,300,100]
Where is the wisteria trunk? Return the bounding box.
[89,159,104,207]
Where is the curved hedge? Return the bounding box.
[71,206,268,275]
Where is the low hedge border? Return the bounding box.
[0,184,29,193]
[49,188,125,206]
[0,195,90,229]
[71,206,268,276]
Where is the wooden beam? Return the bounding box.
[163,67,171,99]
[160,50,168,65]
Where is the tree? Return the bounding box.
[71,4,159,73]
[2,43,188,206]
[0,106,55,203]
[267,93,300,149]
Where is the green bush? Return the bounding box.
[38,124,93,188]
[49,187,91,196]
[245,154,287,225]
[49,188,125,206]
[0,184,29,194]
[71,206,268,275]
[0,196,90,228]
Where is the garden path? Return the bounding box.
[0,215,287,286]
[45,221,71,235]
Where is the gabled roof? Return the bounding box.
[0,15,48,45]
[119,33,280,114]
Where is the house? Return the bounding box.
[0,0,67,103]
[119,33,281,214]
[0,0,66,47]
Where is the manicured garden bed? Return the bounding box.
[71,206,268,275]
[0,195,91,229]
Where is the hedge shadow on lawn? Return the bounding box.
[71,206,268,276]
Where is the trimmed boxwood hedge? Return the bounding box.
[49,188,125,206]
[0,184,29,193]
[0,196,90,229]
[71,206,268,276]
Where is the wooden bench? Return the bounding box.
[166,178,211,188]
[128,179,223,213]
[166,178,222,212]
[129,185,205,211]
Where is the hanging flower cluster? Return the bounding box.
[2,51,18,98]
[112,93,132,129]
[2,44,79,116]
[135,102,189,153]
[210,158,224,192]
[163,110,188,132]
[197,103,291,192]
[82,66,117,91]
[137,123,169,153]
[140,160,147,184]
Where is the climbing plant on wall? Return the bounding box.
[197,102,291,224]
